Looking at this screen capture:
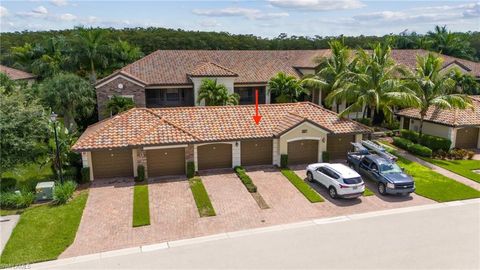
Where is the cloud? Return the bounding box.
[16,6,49,18]
[33,6,48,14]
[268,0,365,11]
[59,13,76,21]
[0,6,8,17]
[463,2,479,18]
[192,7,289,20]
[51,0,68,7]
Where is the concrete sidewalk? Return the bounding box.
[0,215,20,254]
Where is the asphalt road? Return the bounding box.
[43,201,480,269]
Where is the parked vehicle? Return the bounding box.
[306,163,365,199]
[348,154,415,196]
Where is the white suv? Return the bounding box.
[306,163,365,199]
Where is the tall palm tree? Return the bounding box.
[427,25,474,60]
[72,27,109,83]
[402,53,473,136]
[31,36,72,78]
[268,72,308,103]
[111,39,143,70]
[197,79,239,106]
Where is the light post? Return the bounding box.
[50,112,64,183]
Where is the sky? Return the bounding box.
[0,0,478,37]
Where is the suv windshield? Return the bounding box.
[343,177,362,185]
[379,163,402,174]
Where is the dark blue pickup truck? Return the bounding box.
[348,153,415,196]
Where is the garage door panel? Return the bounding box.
[92,149,133,179]
[198,144,232,170]
[287,140,318,165]
[241,140,273,166]
[456,127,479,149]
[147,148,185,177]
[327,134,355,160]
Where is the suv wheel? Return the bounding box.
[328,187,337,199]
[378,183,387,195]
[307,172,313,182]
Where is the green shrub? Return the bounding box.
[0,191,35,209]
[322,151,330,162]
[52,181,77,205]
[63,167,78,181]
[382,119,400,130]
[393,137,414,150]
[80,167,90,183]
[136,165,145,182]
[0,178,17,192]
[186,161,195,178]
[419,134,451,152]
[408,143,433,157]
[234,166,257,193]
[280,154,288,168]
[356,118,372,126]
[189,177,216,217]
[400,129,420,143]
[280,169,323,203]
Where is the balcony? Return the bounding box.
[146,88,194,108]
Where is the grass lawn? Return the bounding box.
[0,191,88,267]
[2,161,54,191]
[132,182,151,227]
[421,158,480,184]
[189,177,216,217]
[363,187,374,196]
[281,169,324,203]
[0,209,24,216]
[378,141,480,202]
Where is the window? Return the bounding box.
[234,86,266,105]
[343,177,362,184]
[166,89,179,101]
[360,159,371,168]
[370,163,379,171]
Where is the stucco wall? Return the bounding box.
[409,119,452,139]
[96,77,146,119]
[190,77,235,106]
[279,122,328,162]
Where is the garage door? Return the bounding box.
[241,140,273,166]
[456,127,479,149]
[198,144,232,170]
[327,134,355,160]
[287,140,318,165]
[146,148,185,177]
[92,149,133,179]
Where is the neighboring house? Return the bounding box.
[0,65,36,85]
[396,96,480,149]
[94,49,480,120]
[72,102,371,180]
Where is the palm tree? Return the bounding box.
[72,27,109,83]
[106,95,135,117]
[427,25,474,60]
[447,69,480,95]
[197,79,239,106]
[31,36,72,78]
[111,39,143,70]
[302,40,354,108]
[402,53,473,137]
[268,72,308,103]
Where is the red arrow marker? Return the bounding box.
[252,88,262,125]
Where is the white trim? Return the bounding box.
[144,145,188,150]
[195,142,235,147]
[281,122,329,138]
[95,74,146,89]
[145,85,193,89]
[286,137,322,143]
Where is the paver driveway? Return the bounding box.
[62,166,434,258]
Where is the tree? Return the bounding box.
[0,87,49,172]
[72,27,109,83]
[110,39,143,71]
[447,69,480,95]
[427,25,475,60]
[403,53,473,136]
[197,79,239,106]
[44,121,78,177]
[268,72,308,103]
[30,36,72,78]
[0,73,17,94]
[106,95,135,117]
[40,73,96,132]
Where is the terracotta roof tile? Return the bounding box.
[188,62,238,77]
[73,102,371,151]
[396,96,480,127]
[0,65,36,80]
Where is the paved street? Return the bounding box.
[43,201,480,269]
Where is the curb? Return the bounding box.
[24,199,479,270]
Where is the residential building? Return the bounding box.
[0,65,36,85]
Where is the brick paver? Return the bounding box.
[61,166,434,258]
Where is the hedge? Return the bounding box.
[80,167,90,183]
[186,161,195,179]
[280,154,288,168]
[322,151,330,163]
[0,178,17,192]
[393,137,414,150]
[136,165,145,182]
[419,134,451,152]
[234,166,257,193]
[408,143,433,157]
[400,129,420,143]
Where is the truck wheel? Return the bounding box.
[307,172,313,182]
[328,187,337,199]
[378,183,387,195]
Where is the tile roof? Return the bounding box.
[73,102,371,151]
[188,62,238,77]
[396,96,480,127]
[0,65,36,80]
[96,49,480,86]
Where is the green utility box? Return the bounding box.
[35,181,55,201]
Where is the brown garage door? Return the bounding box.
[456,127,479,149]
[198,143,232,170]
[327,134,355,160]
[241,140,273,166]
[146,148,185,177]
[92,149,133,179]
[287,140,318,165]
